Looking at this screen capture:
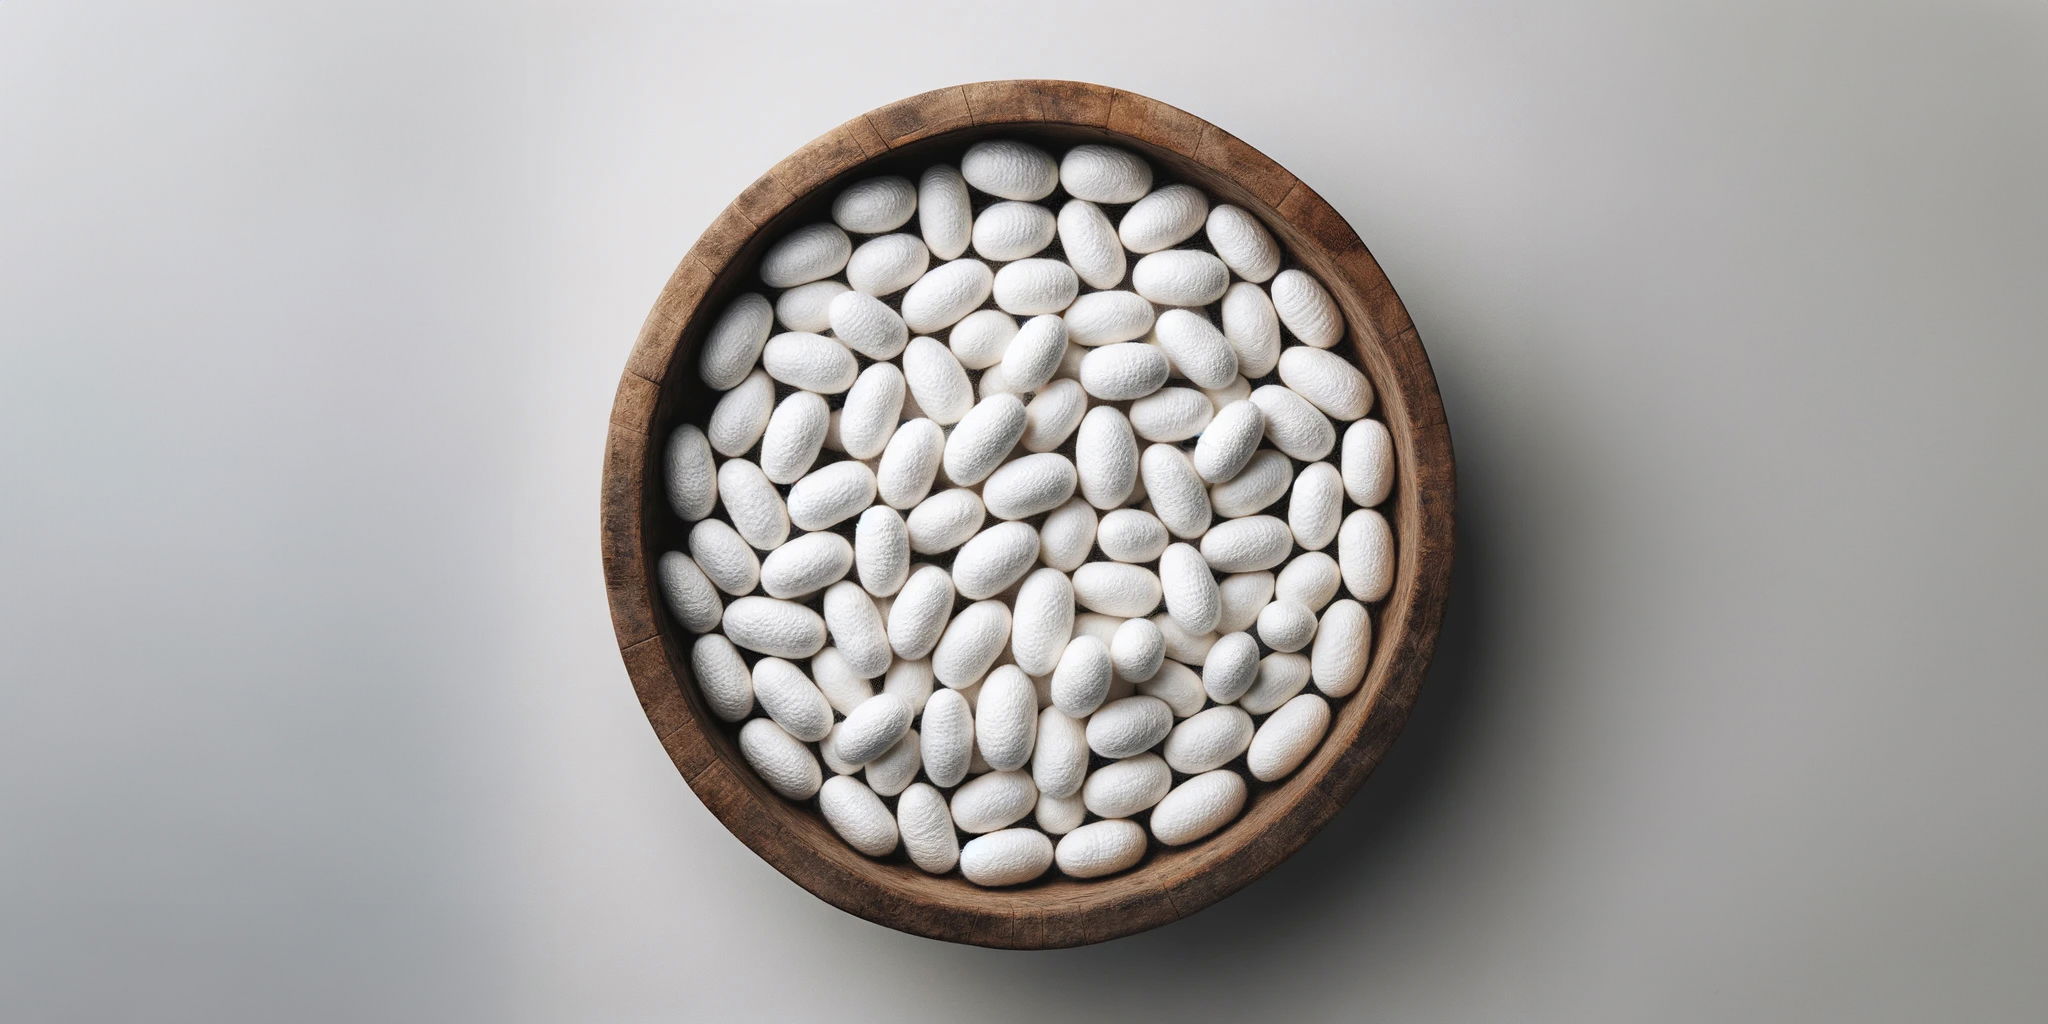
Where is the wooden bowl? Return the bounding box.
[600,80,1455,948]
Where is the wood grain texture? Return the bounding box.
[600,79,1457,948]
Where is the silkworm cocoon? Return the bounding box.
[1209,449,1293,518]
[1276,551,1343,610]
[827,291,909,362]
[951,769,1039,833]
[1097,508,1168,563]
[1056,819,1148,879]
[1051,634,1114,718]
[716,458,786,548]
[1022,378,1088,453]
[1258,599,1319,653]
[1240,652,1311,715]
[974,667,1039,772]
[952,522,1041,600]
[773,280,848,333]
[1039,498,1098,572]
[948,308,1016,369]
[836,366,905,462]
[901,259,994,334]
[1060,144,1152,203]
[1290,462,1345,552]
[1151,613,1217,664]
[1072,613,1124,651]
[1311,598,1372,698]
[1037,789,1087,835]
[689,518,759,596]
[1277,347,1373,421]
[832,693,913,767]
[1132,249,1229,306]
[887,566,953,661]
[1192,400,1265,483]
[983,453,1077,521]
[959,828,1054,886]
[1029,705,1089,799]
[1110,617,1166,683]
[658,551,723,634]
[1158,542,1222,635]
[1205,374,1253,411]
[698,293,774,390]
[1338,508,1394,602]
[1141,444,1212,540]
[1154,309,1240,390]
[1119,184,1208,253]
[973,201,1057,261]
[832,174,916,234]
[1138,660,1205,717]
[1205,205,1281,282]
[1058,199,1126,289]
[864,733,921,802]
[877,417,945,509]
[900,335,973,425]
[1078,343,1170,401]
[1071,562,1163,618]
[1248,384,1336,461]
[690,634,754,723]
[1011,567,1075,677]
[854,506,909,597]
[917,164,972,261]
[1219,282,1281,378]
[786,460,877,532]
[1202,631,1261,704]
[1270,268,1343,347]
[738,718,822,801]
[1201,515,1293,572]
[1216,572,1274,634]
[810,647,874,716]
[822,582,890,678]
[1164,706,1255,774]
[1074,406,1138,509]
[991,316,1065,397]
[907,488,984,554]
[819,720,866,776]
[665,424,717,521]
[845,233,930,297]
[881,657,933,714]
[707,370,774,457]
[920,688,974,787]
[1062,290,1155,346]
[1151,770,1247,846]
[896,782,960,873]
[1086,696,1172,760]
[759,531,853,599]
[961,139,1058,200]
[760,391,829,484]
[933,599,1011,688]
[1128,387,1214,442]
[1342,419,1394,508]
[944,394,1028,486]
[1249,693,1331,782]
[760,222,850,288]
[750,657,833,741]
[761,332,858,394]
[1082,753,1171,818]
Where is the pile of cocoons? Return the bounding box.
[659,138,1396,887]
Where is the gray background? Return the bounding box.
[3,1,2043,1020]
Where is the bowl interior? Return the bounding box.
[623,104,1451,947]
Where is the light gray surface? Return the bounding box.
[2,1,2044,1020]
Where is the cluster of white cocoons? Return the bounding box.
[659,138,1396,887]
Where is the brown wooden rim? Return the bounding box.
[600,80,1456,948]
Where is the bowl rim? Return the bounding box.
[600,79,1456,948]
